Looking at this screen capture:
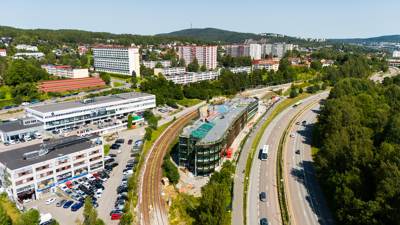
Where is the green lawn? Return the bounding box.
[176,98,203,107]
[113,82,126,87]
[1,195,20,222]
[0,86,13,100]
[104,145,110,155]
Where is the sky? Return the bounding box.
[0,0,399,39]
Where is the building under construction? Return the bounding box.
[179,97,258,176]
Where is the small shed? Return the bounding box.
[161,177,169,186]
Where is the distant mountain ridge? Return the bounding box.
[329,35,400,43]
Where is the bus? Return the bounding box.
[293,100,302,108]
[261,145,269,161]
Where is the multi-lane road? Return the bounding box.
[247,92,330,225]
[285,103,334,225]
[370,67,399,83]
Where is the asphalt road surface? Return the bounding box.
[286,103,334,225]
[370,67,399,83]
[248,91,330,225]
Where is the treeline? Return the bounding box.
[315,77,400,224]
[217,55,252,67]
[0,26,221,47]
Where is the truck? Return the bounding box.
[39,213,52,225]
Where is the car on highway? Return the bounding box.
[295,150,300,154]
[260,192,266,202]
[302,120,307,124]
[298,171,305,179]
[31,101,39,104]
[260,218,268,225]
[71,202,84,211]
[73,92,78,95]
[22,102,30,106]
[67,94,72,97]
[56,199,67,207]
[60,95,66,98]
[63,200,74,208]
[79,92,85,95]
[13,105,19,108]
[290,133,295,138]
[51,97,57,100]
[39,99,45,102]
[46,198,56,205]
[296,121,300,125]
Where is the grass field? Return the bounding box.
[113,82,126,87]
[0,86,13,100]
[311,120,320,157]
[104,145,110,155]
[176,98,203,107]
[1,195,20,222]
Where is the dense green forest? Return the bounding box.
[158,28,336,46]
[330,34,400,44]
[0,26,223,47]
[315,77,400,224]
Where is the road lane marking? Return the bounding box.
[266,186,268,190]
[266,172,268,176]
[267,202,269,207]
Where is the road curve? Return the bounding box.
[286,103,334,225]
[248,92,330,225]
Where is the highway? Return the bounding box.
[370,67,399,83]
[285,103,334,225]
[248,91,330,225]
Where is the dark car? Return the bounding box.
[130,153,138,157]
[110,145,119,150]
[4,106,12,109]
[30,135,36,140]
[117,187,129,194]
[295,150,300,154]
[115,139,125,144]
[105,165,113,171]
[56,199,67,207]
[91,201,99,207]
[171,105,179,109]
[128,139,133,145]
[71,202,84,211]
[52,130,58,134]
[298,171,305,179]
[39,99,45,102]
[19,138,25,143]
[13,105,19,108]
[43,138,51,142]
[95,184,105,190]
[108,154,117,157]
[112,143,121,147]
[110,209,123,216]
[73,92,78,95]
[106,158,115,163]
[4,142,10,146]
[260,192,266,202]
[126,164,135,168]
[94,178,103,184]
[114,199,126,206]
[67,94,72,97]
[302,120,307,124]
[261,218,268,225]
[111,163,119,167]
[63,200,74,208]
[60,95,66,98]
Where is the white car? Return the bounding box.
[79,92,85,95]
[83,182,90,188]
[96,189,102,198]
[46,198,56,205]
[24,136,32,141]
[9,140,15,145]
[34,133,42,139]
[117,150,122,154]
[290,133,295,138]
[121,181,127,186]
[59,184,68,192]
[21,102,30,106]
[9,117,18,121]
[87,175,96,181]
[100,177,108,182]
[123,169,133,175]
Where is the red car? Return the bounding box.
[97,89,100,91]
[111,213,122,220]
[93,173,100,178]
[128,139,133,145]
[66,181,73,188]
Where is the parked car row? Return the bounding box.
[3,133,41,146]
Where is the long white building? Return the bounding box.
[93,47,140,76]
[0,135,104,201]
[163,70,219,85]
[261,43,293,58]
[16,45,38,51]
[178,45,217,69]
[140,60,171,69]
[25,92,155,132]
[154,67,185,76]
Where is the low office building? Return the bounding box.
[0,135,104,201]
[154,67,185,75]
[179,97,258,176]
[37,77,106,93]
[41,64,89,79]
[0,118,44,142]
[252,62,279,71]
[140,60,171,69]
[15,52,45,58]
[163,70,218,85]
[25,92,155,132]
[16,45,38,51]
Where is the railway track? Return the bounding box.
[140,110,199,225]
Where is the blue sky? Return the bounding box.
[0,0,399,39]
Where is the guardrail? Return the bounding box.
[276,99,319,225]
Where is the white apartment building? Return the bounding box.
[0,49,6,57]
[163,70,219,85]
[25,92,155,133]
[93,47,140,76]
[154,67,185,76]
[0,135,104,201]
[178,45,217,69]
[249,44,261,60]
[261,43,293,58]
[16,45,38,51]
[41,64,89,79]
[140,60,171,69]
[227,66,251,74]
[392,51,400,58]
[15,52,44,58]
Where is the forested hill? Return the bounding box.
[330,35,400,44]
[158,28,332,46]
[0,26,220,46]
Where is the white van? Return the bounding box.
[34,133,42,139]
[39,213,52,225]
[9,140,15,145]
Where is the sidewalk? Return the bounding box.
[231,99,283,225]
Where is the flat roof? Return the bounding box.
[0,121,42,133]
[182,97,256,143]
[27,92,153,114]
[0,134,98,170]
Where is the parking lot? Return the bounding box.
[24,131,144,224]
